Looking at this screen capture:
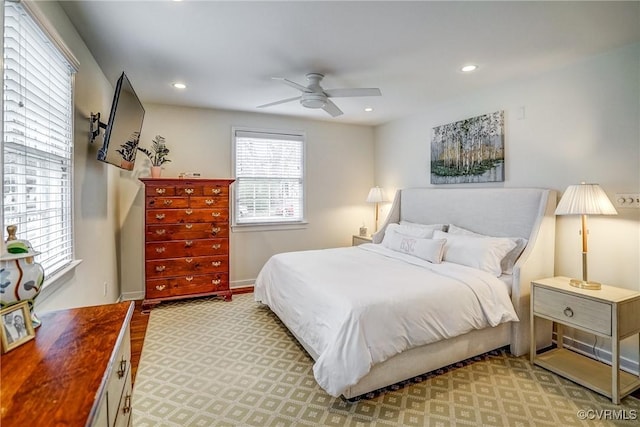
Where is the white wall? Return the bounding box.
[374,43,640,366]
[119,105,375,299]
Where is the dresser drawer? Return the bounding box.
[146,273,229,298]
[146,197,189,209]
[145,185,176,197]
[175,185,203,196]
[146,255,228,278]
[146,223,229,241]
[188,196,229,208]
[106,326,131,424]
[145,239,229,259]
[202,185,229,198]
[146,208,229,224]
[533,287,612,335]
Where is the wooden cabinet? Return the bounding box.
[0,302,134,427]
[531,276,640,404]
[140,178,234,309]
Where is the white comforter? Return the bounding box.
[254,243,518,397]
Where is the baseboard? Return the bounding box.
[231,286,254,295]
[553,332,639,376]
[121,291,145,301]
[231,279,255,288]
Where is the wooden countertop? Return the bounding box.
[1,301,134,426]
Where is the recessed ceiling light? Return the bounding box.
[364,107,374,112]
[461,65,478,72]
[172,82,186,89]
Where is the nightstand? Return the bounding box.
[352,235,373,246]
[530,276,640,404]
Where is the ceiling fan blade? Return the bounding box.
[324,88,381,98]
[273,77,312,93]
[257,96,301,109]
[322,99,343,117]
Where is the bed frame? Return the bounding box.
[289,188,557,399]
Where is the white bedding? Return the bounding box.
[254,243,519,397]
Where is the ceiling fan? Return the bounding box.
[257,73,381,117]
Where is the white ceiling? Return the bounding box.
[59,1,640,126]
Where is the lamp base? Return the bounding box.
[569,278,601,290]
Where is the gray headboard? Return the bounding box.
[373,187,557,356]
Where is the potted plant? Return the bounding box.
[115,132,140,170]
[138,135,171,177]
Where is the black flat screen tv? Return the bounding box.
[97,72,145,170]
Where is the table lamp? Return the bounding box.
[366,186,386,232]
[554,182,617,290]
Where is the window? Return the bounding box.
[232,128,305,226]
[2,1,78,278]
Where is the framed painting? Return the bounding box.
[430,111,505,184]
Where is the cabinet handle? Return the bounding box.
[185,224,193,229]
[211,261,221,267]
[155,213,166,220]
[185,240,193,247]
[211,212,221,217]
[155,284,166,291]
[155,229,166,236]
[211,188,221,195]
[211,227,220,235]
[117,358,127,379]
[122,394,132,414]
[185,209,193,215]
[155,247,166,253]
[212,279,221,285]
[155,265,166,272]
[163,199,173,206]
[212,244,221,250]
[155,188,166,194]
[186,276,193,281]
[563,307,574,318]
[205,199,214,205]
[185,188,194,194]
[185,258,193,263]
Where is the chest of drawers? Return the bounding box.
[140,178,234,309]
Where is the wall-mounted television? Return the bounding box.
[93,72,145,170]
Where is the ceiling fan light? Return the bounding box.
[301,93,327,109]
[461,65,478,72]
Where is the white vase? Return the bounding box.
[150,166,162,178]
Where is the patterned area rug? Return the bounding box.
[132,294,640,426]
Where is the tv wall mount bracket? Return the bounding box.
[89,112,106,143]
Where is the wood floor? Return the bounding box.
[128,293,640,400]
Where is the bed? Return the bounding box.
[254,188,556,399]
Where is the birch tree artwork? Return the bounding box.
[430,111,505,184]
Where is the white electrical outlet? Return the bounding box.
[614,193,640,208]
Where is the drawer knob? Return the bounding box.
[155,265,166,272]
[163,199,173,206]
[211,227,220,234]
[212,279,221,285]
[185,240,193,247]
[155,229,166,236]
[212,212,221,217]
[186,276,193,282]
[212,244,221,250]
[117,358,127,379]
[212,188,221,195]
[563,307,574,318]
[185,188,194,194]
[205,199,214,205]
[155,188,166,194]
[185,258,193,263]
[185,224,193,229]
[122,394,132,414]
[212,261,221,267]
[155,247,166,253]
[185,209,193,215]
[155,284,166,291]
[155,213,166,220]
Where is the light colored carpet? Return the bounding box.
[132,294,640,426]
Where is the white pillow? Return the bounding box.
[433,230,517,277]
[447,224,527,274]
[383,229,446,264]
[387,222,445,239]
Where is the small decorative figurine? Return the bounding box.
[0,225,45,328]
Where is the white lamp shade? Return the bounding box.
[366,186,386,203]
[555,183,617,216]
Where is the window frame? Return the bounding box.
[1,0,81,295]
[231,126,307,231]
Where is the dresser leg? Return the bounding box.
[222,292,233,302]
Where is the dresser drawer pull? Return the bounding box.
[155,213,166,220]
[185,240,193,247]
[211,261,222,267]
[211,188,221,195]
[205,199,214,205]
[185,258,193,263]
[155,229,166,236]
[212,244,221,250]
[186,276,194,281]
[155,188,166,194]
[155,247,166,253]
[211,227,220,234]
[211,212,221,217]
[163,199,173,206]
[212,279,221,285]
[185,188,194,194]
[155,284,166,291]
[563,307,574,318]
[185,209,193,215]
[122,394,132,414]
[155,265,166,272]
[185,224,193,229]
[117,358,127,379]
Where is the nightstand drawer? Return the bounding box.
[533,287,611,335]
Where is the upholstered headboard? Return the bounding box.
[373,188,557,356]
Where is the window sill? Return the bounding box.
[37,259,83,304]
[232,221,309,232]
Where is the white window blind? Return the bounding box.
[2,1,76,276]
[233,129,305,225]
